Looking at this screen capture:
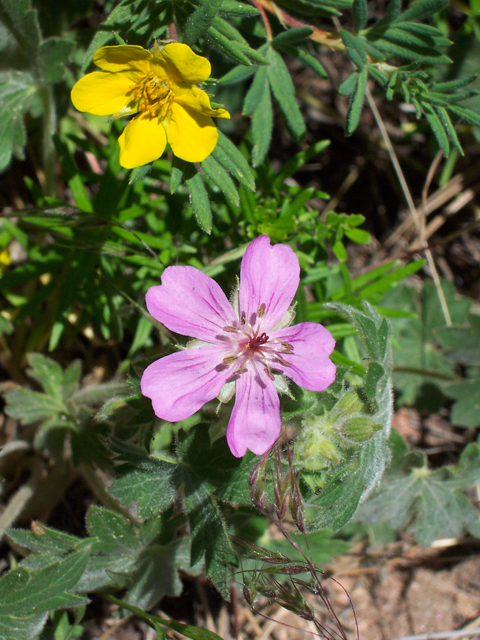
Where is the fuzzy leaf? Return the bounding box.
[183,0,223,46]
[251,80,273,166]
[201,155,240,206]
[277,44,328,78]
[266,47,306,141]
[355,433,480,545]
[186,173,212,233]
[0,70,36,172]
[212,131,255,191]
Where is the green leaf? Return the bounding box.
[385,280,470,407]
[306,302,393,530]
[217,64,257,85]
[108,448,179,519]
[251,81,273,166]
[207,27,251,65]
[444,379,480,428]
[266,47,306,141]
[273,139,330,185]
[338,72,358,96]
[0,612,47,640]
[341,30,367,67]
[352,0,368,33]
[243,65,269,116]
[212,130,256,191]
[424,103,450,156]
[0,0,41,57]
[183,0,223,46]
[271,26,314,45]
[393,0,449,23]
[277,44,328,78]
[39,37,74,83]
[0,70,36,172]
[185,173,212,233]
[219,0,261,17]
[355,433,480,545]
[130,163,152,184]
[201,155,240,206]
[346,67,367,134]
[108,596,225,640]
[0,551,89,616]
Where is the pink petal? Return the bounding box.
[146,266,237,342]
[271,322,336,391]
[226,367,281,457]
[239,236,300,332]
[141,346,232,421]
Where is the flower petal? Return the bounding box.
[141,346,231,421]
[155,43,211,84]
[239,236,300,331]
[71,71,134,116]
[167,103,218,163]
[227,367,281,457]
[175,86,230,119]
[146,266,237,342]
[93,45,151,74]
[118,113,167,168]
[272,322,336,391]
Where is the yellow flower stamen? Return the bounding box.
[128,75,173,118]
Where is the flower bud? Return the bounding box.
[335,390,364,418]
[340,416,382,441]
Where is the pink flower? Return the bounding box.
[141,236,336,457]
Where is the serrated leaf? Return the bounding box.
[0,551,89,616]
[39,37,74,83]
[4,386,67,424]
[108,452,179,518]
[266,47,306,141]
[0,70,36,172]
[0,0,41,57]
[307,302,393,530]
[0,612,48,640]
[443,379,480,428]
[185,173,212,233]
[355,433,480,545]
[183,0,223,46]
[212,130,255,191]
[201,155,240,206]
[346,67,367,133]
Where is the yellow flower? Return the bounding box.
[71,43,230,169]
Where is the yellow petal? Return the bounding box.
[166,102,218,163]
[154,43,211,84]
[175,86,230,119]
[93,45,152,74]
[118,113,167,168]
[71,71,135,115]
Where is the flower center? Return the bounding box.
[128,74,174,118]
[221,304,293,380]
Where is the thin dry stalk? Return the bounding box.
[365,87,452,326]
